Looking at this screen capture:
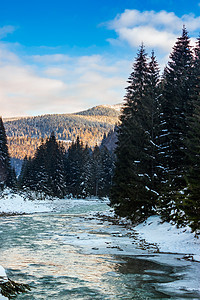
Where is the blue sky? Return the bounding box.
[1,0,200,117]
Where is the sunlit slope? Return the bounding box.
[4,104,121,160]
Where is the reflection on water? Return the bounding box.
[0,203,199,299]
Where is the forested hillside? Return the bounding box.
[4,104,121,161]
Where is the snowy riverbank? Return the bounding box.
[134,215,200,261]
[96,211,200,262]
[0,189,199,261]
[0,189,53,214]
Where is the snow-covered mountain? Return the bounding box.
[101,103,122,112]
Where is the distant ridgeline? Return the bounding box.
[4,104,121,162]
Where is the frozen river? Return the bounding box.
[0,199,199,299]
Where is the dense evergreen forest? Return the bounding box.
[0,27,199,232]
[111,27,200,232]
[18,134,114,199]
[0,118,16,190]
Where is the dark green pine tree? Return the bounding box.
[45,133,67,198]
[158,26,194,222]
[184,107,200,231]
[65,136,85,197]
[18,156,28,188]
[8,167,17,189]
[32,141,50,195]
[110,45,159,222]
[90,145,104,197]
[147,50,161,197]
[18,156,34,190]
[182,37,200,231]
[0,117,16,190]
[79,145,93,198]
[100,146,115,197]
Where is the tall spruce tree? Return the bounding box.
[147,50,161,196]
[32,141,50,195]
[0,117,15,190]
[44,133,67,198]
[18,156,34,190]
[182,37,200,231]
[79,145,93,198]
[110,45,160,222]
[100,146,115,197]
[158,26,194,222]
[90,145,104,197]
[65,136,85,197]
[184,103,200,231]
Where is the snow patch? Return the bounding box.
[0,265,8,299]
[134,215,200,260]
[0,266,7,282]
[0,189,52,214]
[102,103,122,111]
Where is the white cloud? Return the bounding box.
[107,10,200,53]
[108,10,181,31]
[0,25,16,39]
[0,64,66,117]
[116,26,176,52]
[32,54,70,64]
[0,44,129,118]
[44,67,67,77]
[0,43,20,65]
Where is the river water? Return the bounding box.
[0,199,199,299]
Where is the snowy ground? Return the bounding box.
[134,215,200,262]
[95,212,200,262]
[0,189,54,214]
[0,266,7,281]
